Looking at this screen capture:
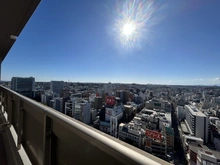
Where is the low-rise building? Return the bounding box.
[187,142,220,165]
[197,148,219,165]
[118,122,144,148]
[145,99,171,112]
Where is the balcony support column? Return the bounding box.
[1,89,4,113]
[0,61,1,82]
[7,94,13,125]
[43,115,56,165]
[5,92,12,125]
[17,100,24,150]
[0,88,3,113]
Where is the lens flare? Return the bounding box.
[122,22,136,36]
[111,0,161,51]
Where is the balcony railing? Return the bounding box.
[0,85,171,165]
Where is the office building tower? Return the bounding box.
[123,91,129,103]
[53,97,63,112]
[103,82,112,94]
[105,96,124,137]
[94,96,102,109]
[64,97,79,117]
[74,101,91,124]
[116,91,120,98]
[91,108,97,122]
[65,100,73,117]
[50,81,64,95]
[41,92,53,106]
[115,90,129,104]
[176,106,186,120]
[11,77,35,97]
[11,77,35,92]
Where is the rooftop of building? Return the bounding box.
[181,122,191,134]
[164,113,171,122]
[119,122,143,136]
[124,104,133,108]
[100,121,110,126]
[189,142,220,161]
[140,108,156,115]
[188,142,208,153]
[11,77,35,79]
[184,135,203,143]
[185,105,206,117]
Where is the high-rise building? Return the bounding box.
[115,90,129,104]
[74,101,91,124]
[123,91,129,103]
[64,97,79,117]
[185,105,209,143]
[65,100,73,117]
[105,96,124,137]
[50,81,64,95]
[103,82,112,94]
[11,77,35,97]
[11,77,35,92]
[41,92,53,106]
[53,97,63,112]
[94,96,102,109]
[176,106,186,120]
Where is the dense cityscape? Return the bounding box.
[2,77,220,164]
[1,0,220,164]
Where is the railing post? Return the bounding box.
[1,89,5,113]
[7,93,13,125]
[0,88,3,113]
[11,99,16,130]
[2,89,7,112]
[4,92,8,113]
[17,100,24,150]
[43,115,56,165]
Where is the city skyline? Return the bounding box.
[2,0,220,85]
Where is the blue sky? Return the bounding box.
[3,0,220,85]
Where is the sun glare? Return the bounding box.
[122,22,135,36]
[112,0,158,50]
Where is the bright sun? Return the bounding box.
[122,22,135,36]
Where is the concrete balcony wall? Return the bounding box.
[0,85,171,165]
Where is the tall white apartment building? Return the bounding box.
[64,97,79,117]
[105,103,124,137]
[74,101,91,124]
[185,105,209,143]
